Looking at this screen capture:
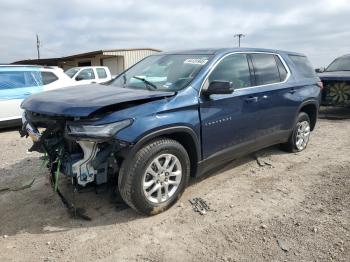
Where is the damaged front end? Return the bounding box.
[20,111,132,190]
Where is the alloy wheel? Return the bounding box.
[295,120,310,151]
[142,153,182,203]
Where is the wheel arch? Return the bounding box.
[126,126,201,177]
[298,101,319,131]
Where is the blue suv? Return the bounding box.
[20,48,321,215]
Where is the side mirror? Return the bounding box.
[203,81,234,97]
[315,67,325,73]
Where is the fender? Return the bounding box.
[294,99,319,129]
[298,99,320,110]
[123,125,201,162]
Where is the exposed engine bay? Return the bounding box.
[18,86,174,190]
[321,80,350,106]
[20,111,127,189]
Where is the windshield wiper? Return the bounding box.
[123,74,127,84]
[131,76,157,90]
[326,69,350,72]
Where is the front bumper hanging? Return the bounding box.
[19,112,123,220]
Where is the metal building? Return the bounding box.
[13,48,161,76]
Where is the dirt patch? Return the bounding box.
[0,110,349,261]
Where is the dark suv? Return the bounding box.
[20,48,321,215]
[317,54,350,106]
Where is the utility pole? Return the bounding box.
[234,33,245,48]
[36,34,40,59]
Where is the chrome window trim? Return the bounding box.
[200,51,291,94]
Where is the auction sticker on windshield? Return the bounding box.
[184,58,209,65]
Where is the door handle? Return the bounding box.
[245,96,259,103]
[289,88,296,94]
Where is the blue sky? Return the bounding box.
[1,0,350,67]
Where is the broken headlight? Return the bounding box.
[67,119,132,138]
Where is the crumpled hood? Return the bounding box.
[21,84,175,117]
[318,71,350,81]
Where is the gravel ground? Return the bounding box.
[0,108,349,262]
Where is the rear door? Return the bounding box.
[199,53,261,159]
[0,68,43,121]
[95,67,109,83]
[248,53,299,144]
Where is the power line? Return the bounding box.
[234,33,245,48]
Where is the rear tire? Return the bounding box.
[281,112,311,153]
[118,138,190,215]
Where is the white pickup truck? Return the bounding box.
[65,66,112,84]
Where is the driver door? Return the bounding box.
[74,68,96,84]
[199,53,260,160]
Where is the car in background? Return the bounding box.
[317,54,350,106]
[0,65,78,128]
[65,66,112,84]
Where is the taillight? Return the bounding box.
[317,81,324,90]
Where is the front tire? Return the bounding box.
[118,138,190,215]
[281,112,311,153]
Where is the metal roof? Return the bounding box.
[12,48,161,64]
[62,48,161,60]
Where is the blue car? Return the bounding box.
[0,65,78,128]
[20,48,321,215]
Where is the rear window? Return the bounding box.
[250,53,281,85]
[275,56,288,81]
[289,55,316,78]
[41,72,58,85]
[96,68,107,79]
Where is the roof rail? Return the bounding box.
[0,64,56,69]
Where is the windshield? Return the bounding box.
[326,57,350,72]
[65,68,80,78]
[109,54,212,91]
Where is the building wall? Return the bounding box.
[58,49,159,75]
[103,49,159,69]
[59,55,104,70]
[101,56,124,76]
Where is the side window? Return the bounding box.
[289,55,316,78]
[209,54,251,89]
[96,68,107,79]
[0,70,40,89]
[0,71,26,89]
[77,68,95,80]
[41,72,58,85]
[24,71,40,87]
[275,56,288,81]
[251,54,281,85]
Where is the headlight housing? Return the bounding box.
[67,119,132,138]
